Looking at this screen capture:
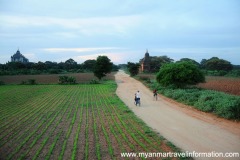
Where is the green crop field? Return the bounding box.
[0,82,185,160]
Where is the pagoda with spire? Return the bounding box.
[11,49,29,63]
[139,49,151,72]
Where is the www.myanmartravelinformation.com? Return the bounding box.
[121,151,240,158]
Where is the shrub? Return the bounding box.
[59,76,76,84]
[19,79,37,85]
[195,94,216,112]
[215,97,240,119]
[20,81,27,85]
[89,79,100,84]
[28,79,37,85]
[0,81,5,85]
[225,69,240,77]
[59,76,68,84]
[139,76,151,83]
[156,62,205,88]
[67,76,76,84]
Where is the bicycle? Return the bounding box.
[153,93,157,101]
[135,98,141,106]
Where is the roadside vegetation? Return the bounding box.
[126,56,240,120]
[0,81,189,159]
[137,74,240,120]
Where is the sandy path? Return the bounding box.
[115,70,240,160]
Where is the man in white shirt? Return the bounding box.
[136,91,140,106]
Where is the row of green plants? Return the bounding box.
[144,80,240,120]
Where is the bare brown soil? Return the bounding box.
[138,74,240,96]
[197,76,240,95]
[0,72,115,84]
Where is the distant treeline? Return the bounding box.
[0,58,119,75]
[1,56,240,77]
[129,56,240,77]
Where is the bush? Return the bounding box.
[59,76,76,84]
[59,76,68,84]
[20,81,27,85]
[28,79,37,85]
[215,96,240,119]
[139,76,151,83]
[195,92,217,112]
[89,79,100,84]
[19,79,37,85]
[225,69,240,77]
[156,62,205,88]
[67,76,76,84]
[0,81,5,85]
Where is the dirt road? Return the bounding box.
[115,70,240,159]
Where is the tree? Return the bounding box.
[200,59,207,69]
[203,57,233,71]
[149,56,173,72]
[44,61,58,69]
[82,59,96,71]
[177,58,200,67]
[156,61,205,88]
[112,64,120,71]
[127,62,140,76]
[6,62,26,70]
[65,58,77,70]
[93,56,113,80]
[34,61,46,71]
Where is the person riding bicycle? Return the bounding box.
[153,89,157,100]
[135,91,140,106]
[134,93,137,104]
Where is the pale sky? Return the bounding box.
[0,0,240,64]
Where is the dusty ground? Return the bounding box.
[197,76,240,95]
[0,73,115,84]
[115,70,240,160]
